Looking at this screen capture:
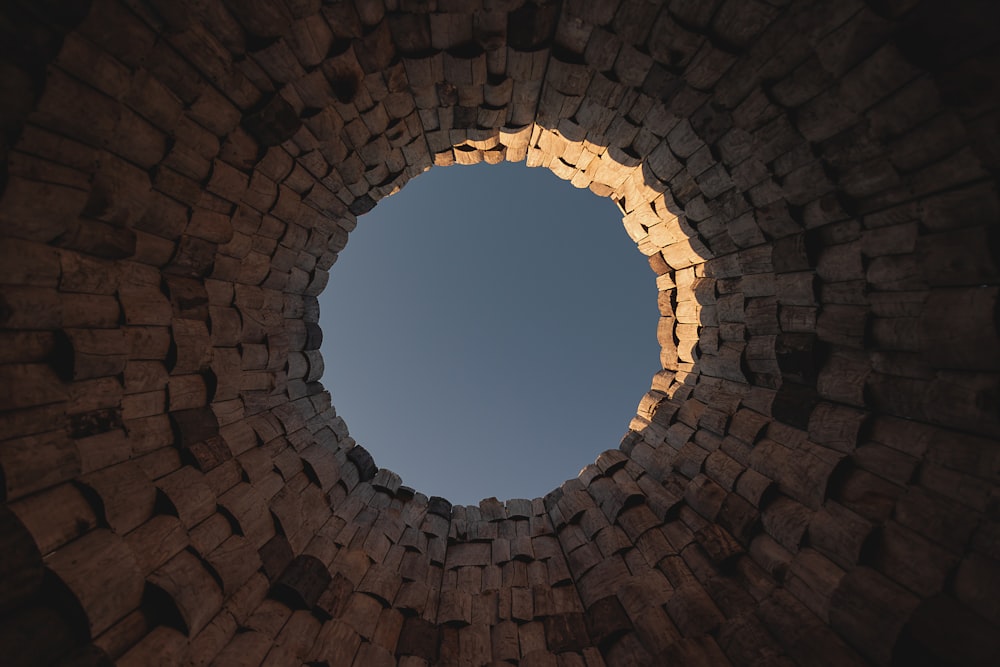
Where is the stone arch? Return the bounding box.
[0,1,998,666]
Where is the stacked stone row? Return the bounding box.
[0,0,998,666]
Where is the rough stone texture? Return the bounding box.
[0,1,999,665]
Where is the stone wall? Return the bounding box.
[0,0,998,665]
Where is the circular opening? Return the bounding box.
[319,161,659,504]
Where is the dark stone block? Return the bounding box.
[396,617,441,661]
[241,94,301,148]
[348,194,376,216]
[427,495,452,519]
[259,534,294,582]
[271,554,331,609]
[346,445,377,482]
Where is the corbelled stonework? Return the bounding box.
[1,1,998,665]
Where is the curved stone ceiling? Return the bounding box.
[0,1,998,665]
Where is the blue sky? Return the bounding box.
[319,160,659,505]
